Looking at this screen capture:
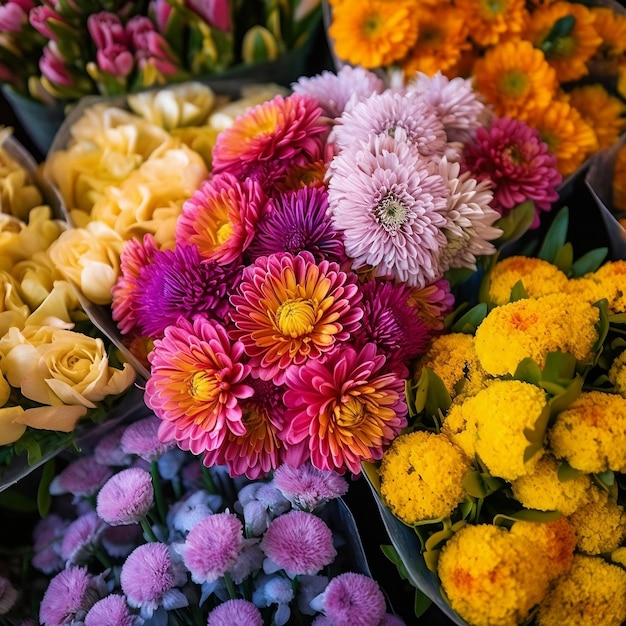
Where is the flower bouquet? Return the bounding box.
[0,128,142,489]
[368,205,626,625]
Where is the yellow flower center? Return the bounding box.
[275,298,317,337]
[480,0,506,18]
[552,35,576,59]
[499,70,529,98]
[376,192,408,233]
[361,14,382,37]
[335,397,367,428]
[216,221,234,244]
[188,371,219,401]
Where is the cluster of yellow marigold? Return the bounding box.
[378,254,626,626]
[327,0,626,177]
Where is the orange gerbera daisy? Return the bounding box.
[526,1,603,83]
[567,84,626,151]
[591,7,626,62]
[400,4,471,79]
[328,0,419,69]
[455,0,528,47]
[472,40,557,121]
[526,97,598,177]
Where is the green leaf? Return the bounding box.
[542,351,577,384]
[508,279,529,302]
[241,25,280,62]
[548,374,583,415]
[494,509,562,526]
[538,206,569,263]
[557,460,582,482]
[541,14,576,54]
[495,200,535,245]
[523,404,551,462]
[553,241,574,275]
[514,357,542,385]
[451,302,488,334]
[0,489,37,513]
[37,458,56,518]
[413,588,433,618]
[571,247,608,277]
[595,470,615,488]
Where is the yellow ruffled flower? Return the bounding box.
[474,293,599,377]
[510,453,592,516]
[441,396,479,460]
[0,270,29,335]
[438,523,551,626]
[609,350,626,398]
[487,256,569,306]
[378,430,473,525]
[455,0,529,47]
[536,554,626,626]
[548,390,626,473]
[588,259,626,314]
[567,487,626,555]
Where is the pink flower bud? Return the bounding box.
[186,0,231,32]
[97,43,134,78]
[152,0,173,33]
[29,5,65,40]
[126,16,179,76]
[87,11,128,49]
[39,44,75,87]
[0,2,29,33]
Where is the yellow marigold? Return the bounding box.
[510,453,592,515]
[590,259,626,314]
[568,488,626,555]
[328,0,419,69]
[567,84,626,151]
[441,395,479,460]
[526,1,603,83]
[438,523,551,626]
[455,0,528,47]
[509,517,577,581]
[378,430,472,525]
[487,256,569,306]
[609,350,626,398]
[565,274,609,306]
[474,293,599,377]
[611,546,626,568]
[400,4,471,78]
[614,142,626,212]
[536,554,626,626]
[412,333,488,400]
[526,97,598,177]
[548,390,626,473]
[472,40,557,121]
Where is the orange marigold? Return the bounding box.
[455,0,529,47]
[590,6,626,66]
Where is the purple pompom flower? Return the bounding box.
[120,416,174,462]
[31,514,67,574]
[49,456,113,498]
[60,511,106,565]
[207,599,263,626]
[84,594,142,626]
[0,575,17,614]
[96,467,154,526]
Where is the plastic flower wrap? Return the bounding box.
[325,0,626,179]
[0,414,404,625]
[367,206,626,625]
[0,129,139,482]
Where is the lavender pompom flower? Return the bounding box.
[49,456,113,499]
[31,514,67,574]
[120,416,174,462]
[0,575,17,614]
[207,599,263,626]
[60,511,106,565]
[84,594,144,626]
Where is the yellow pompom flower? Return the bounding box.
[487,256,569,305]
[455,0,529,47]
[510,453,592,515]
[472,40,557,122]
[328,0,419,69]
[438,523,551,626]
[378,430,473,525]
[441,396,479,460]
[526,1,603,83]
[568,488,626,555]
[588,259,626,314]
[609,350,626,398]
[565,274,609,307]
[536,554,626,626]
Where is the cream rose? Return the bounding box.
[0,406,27,445]
[0,271,29,335]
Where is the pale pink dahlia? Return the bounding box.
[282,342,407,474]
[145,316,253,455]
[461,116,562,228]
[229,251,363,384]
[175,172,268,265]
[327,135,449,288]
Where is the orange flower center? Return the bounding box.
[216,221,234,244]
[335,397,367,428]
[275,298,317,337]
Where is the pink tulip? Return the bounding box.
[186,0,231,32]
[87,12,128,49]
[97,43,134,78]
[29,5,65,40]
[39,44,75,87]
[0,2,30,33]
[126,16,178,76]
[151,0,173,33]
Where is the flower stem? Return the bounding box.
[150,459,166,524]
[223,571,237,599]
[140,517,159,542]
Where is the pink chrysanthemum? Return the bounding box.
[49,456,113,498]
[437,157,502,272]
[145,316,253,455]
[462,116,562,228]
[211,93,328,181]
[282,342,407,474]
[120,543,188,619]
[84,594,138,626]
[60,511,105,565]
[408,278,455,332]
[229,251,363,384]
[327,135,449,288]
[260,510,336,577]
[96,467,154,525]
[246,186,346,265]
[112,234,159,336]
[291,65,385,119]
[272,461,349,511]
[333,90,447,161]
[408,71,492,144]
[174,512,244,583]
[175,173,268,265]
[311,572,387,626]
[202,377,287,479]
[354,279,431,377]
[120,416,174,461]
[40,566,108,626]
[133,242,239,337]
[207,599,263,626]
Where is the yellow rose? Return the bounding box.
[0,169,44,222]
[47,221,125,305]
[0,271,29,334]
[11,252,58,311]
[16,205,66,261]
[0,406,27,445]
[1,325,136,410]
[0,213,24,269]
[25,280,81,327]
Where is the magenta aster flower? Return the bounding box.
[229,251,363,384]
[175,173,269,265]
[211,93,328,181]
[60,511,105,565]
[96,467,154,526]
[408,278,455,332]
[145,316,253,455]
[173,512,244,583]
[84,594,139,626]
[133,242,239,337]
[461,116,562,228]
[291,65,385,118]
[260,510,336,577]
[120,543,188,619]
[120,416,175,462]
[333,89,447,161]
[355,279,431,377]
[246,186,346,265]
[282,342,407,474]
[207,599,263,626]
[49,456,113,498]
[327,135,449,288]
